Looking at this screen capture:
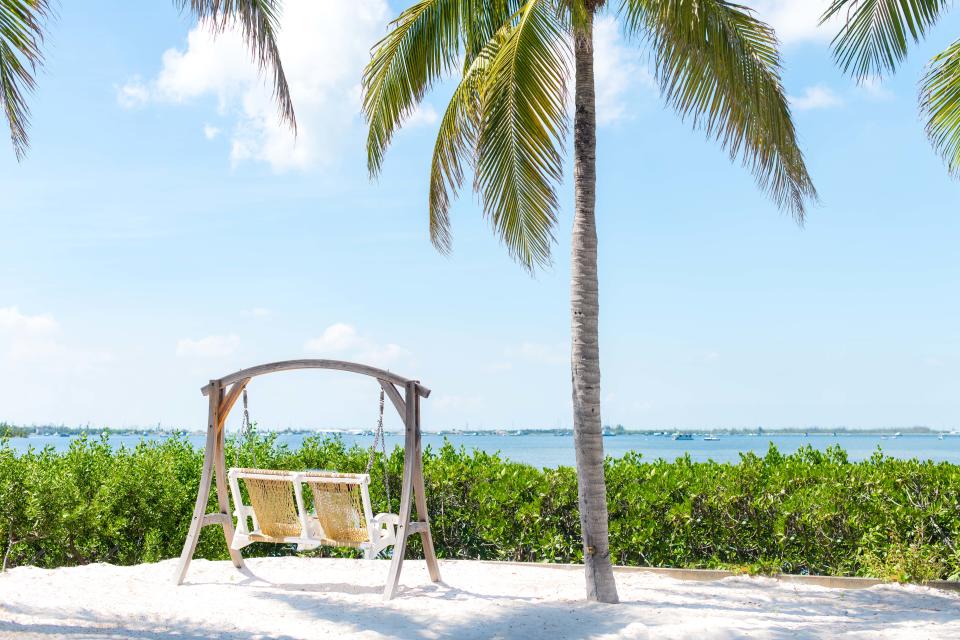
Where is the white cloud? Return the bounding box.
[0,306,58,334]
[508,342,568,366]
[203,124,221,140]
[858,76,894,101]
[0,306,60,361]
[132,0,389,171]
[746,1,837,44]
[176,334,240,357]
[116,78,150,109]
[592,16,654,125]
[0,307,112,371]
[433,394,484,412]
[406,104,439,127]
[790,85,843,111]
[304,323,410,366]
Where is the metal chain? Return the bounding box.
[364,389,391,510]
[239,388,255,468]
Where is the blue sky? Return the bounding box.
[1,1,959,432]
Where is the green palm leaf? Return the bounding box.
[177,0,296,131]
[0,0,50,160]
[624,0,817,221]
[921,39,960,176]
[428,39,501,253]
[822,0,950,80]
[362,0,464,177]
[475,0,569,270]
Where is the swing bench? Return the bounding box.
[228,468,399,558]
[227,387,398,558]
[173,359,441,600]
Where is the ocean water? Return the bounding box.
[7,432,960,468]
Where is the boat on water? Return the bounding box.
[672,433,693,441]
[703,435,720,441]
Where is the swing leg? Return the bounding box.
[214,422,244,569]
[384,382,440,599]
[174,418,217,584]
[174,381,245,584]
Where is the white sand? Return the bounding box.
[0,558,957,639]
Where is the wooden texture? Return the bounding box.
[202,360,431,397]
[173,382,223,584]
[216,378,250,434]
[411,388,441,581]
[213,384,245,569]
[378,379,406,419]
[382,381,441,599]
[383,381,418,600]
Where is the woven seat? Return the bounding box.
[227,468,398,557]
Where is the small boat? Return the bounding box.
[672,433,693,441]
[703,435,720,441]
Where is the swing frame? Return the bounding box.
[172,359,441,600]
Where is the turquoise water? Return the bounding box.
[7,432,959,468]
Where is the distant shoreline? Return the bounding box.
[2,424,954,439]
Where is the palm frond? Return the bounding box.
[459,0,521,67]
[475,0,569,270]
[428,40,500,253]
[0,0,51,160]
[177,0,296,131]
[921,39,960,177]
[362,0,463,177]
[623,0,817,221]
[822,0,950,80]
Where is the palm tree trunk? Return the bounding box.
[571,10,619,604]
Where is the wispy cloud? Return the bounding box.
[858,76,894,101]
[176,335,240,357]
[116,77,150,109]
[507,341,567,366]
[203,124,221,140]
[304,323,410,366]
[790,85,843,111]
[241,307,272,318]
[748,1,837,44]
[592,16,654,125]
[0,307,112,370]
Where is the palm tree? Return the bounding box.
[823,0,960,176]
[363,0,816,602]
[0,0,295,160]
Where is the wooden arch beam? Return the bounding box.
[200,359,431,398]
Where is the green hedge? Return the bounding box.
[1,433,958,581]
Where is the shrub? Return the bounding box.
[1,434,958,581]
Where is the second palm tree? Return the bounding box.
[363,0,817,602]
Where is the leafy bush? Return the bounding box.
[1,434,958,581]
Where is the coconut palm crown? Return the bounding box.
[823,0,960,176]
[1,0,295,160]
[364,0,817,269]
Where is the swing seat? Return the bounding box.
[227,468,399,559]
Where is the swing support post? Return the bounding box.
[172,359,440,600]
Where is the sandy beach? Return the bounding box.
[1,557,957,639]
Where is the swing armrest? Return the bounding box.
[371,513,399,545]
[373,513,400,530]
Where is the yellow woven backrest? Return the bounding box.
[238,469,302,539]
[307,474,369,546]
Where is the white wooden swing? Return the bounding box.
[226,387,398,558]
[173,360,441,600]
